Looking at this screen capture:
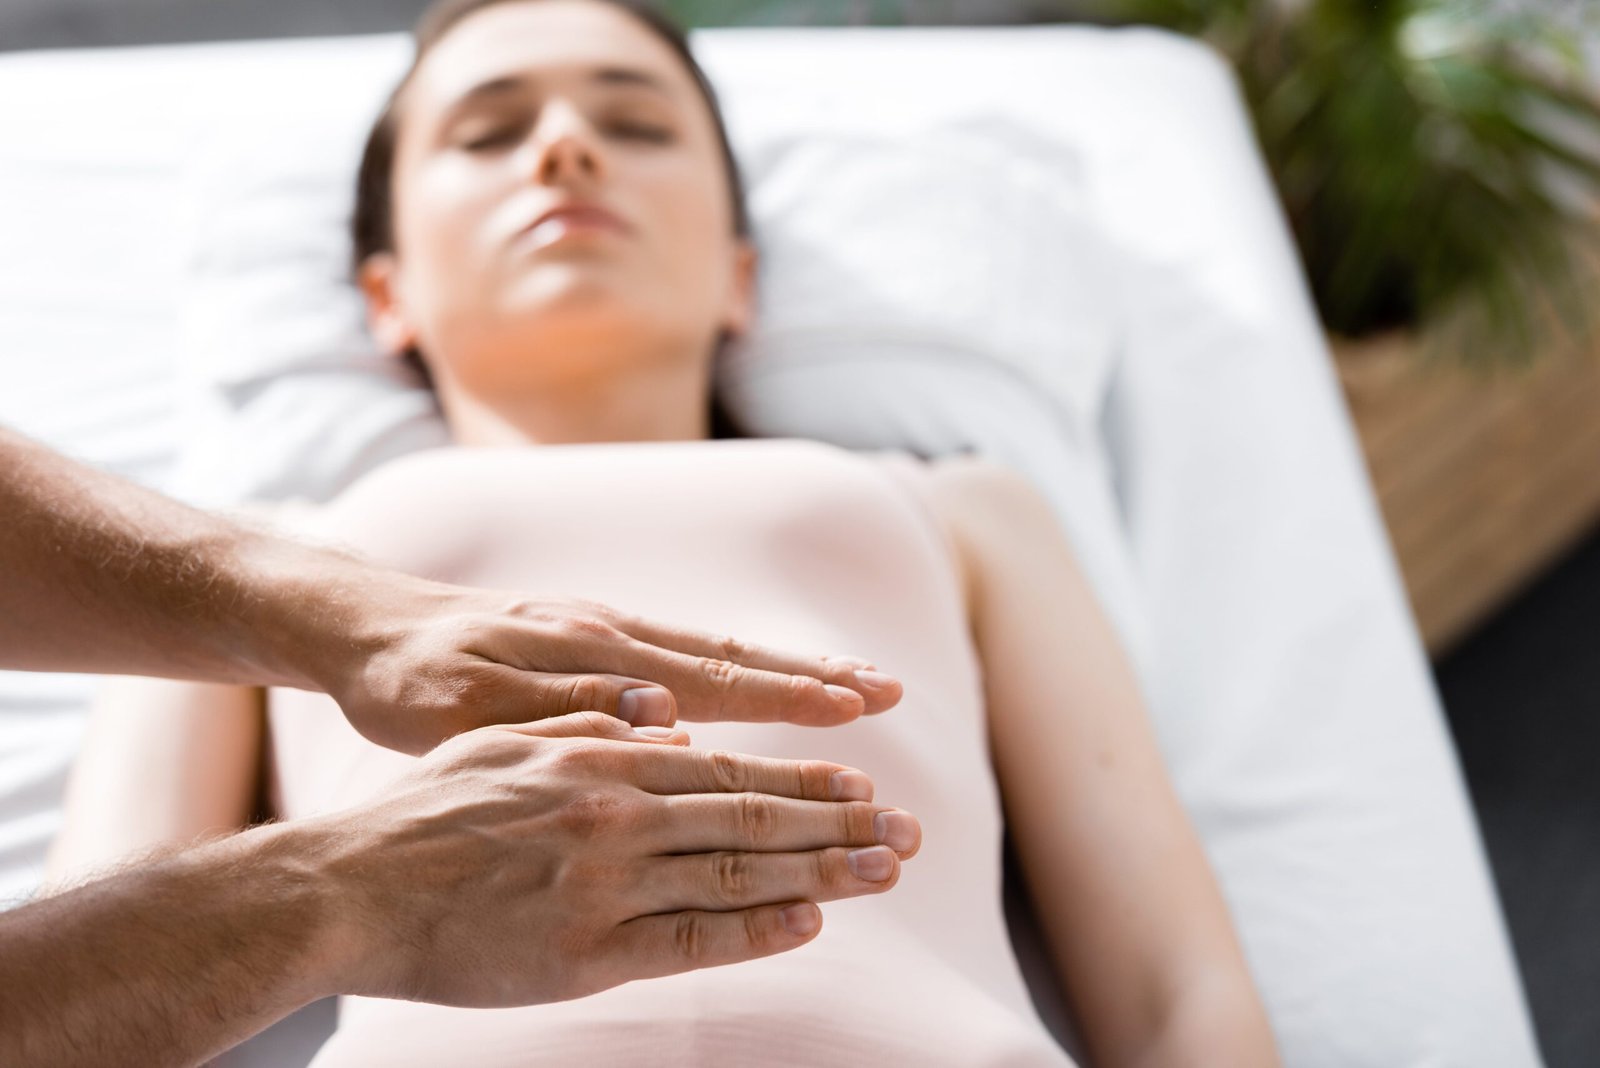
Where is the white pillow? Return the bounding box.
[724,118,1110,429]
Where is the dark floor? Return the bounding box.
[1435,525,1600,1068]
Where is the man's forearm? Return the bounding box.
[0,426,360,689]
[0,822,349,1068]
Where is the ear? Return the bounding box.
[357,252,420,357]
[718,239,759,339]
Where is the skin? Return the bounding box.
[49,1,1279,1064]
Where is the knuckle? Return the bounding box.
[841,802,876,845]
[671,912,709,962]
[743,907,772,951]
[711,852,755,905]
[461,730,531,768]
[734,793,779,848]
[555,676,618,714]
[812,848,840,890]
[571,709,625,735]
[706,750,747,793]
[797,761,831,801]
[568,596,613,618]
[501,596,541,620]
[541,741,595,777]
[699,657,738,693]
[551,919,606,993]
[784,672,825,705]
[441,668,498,716]
[561,856,618,897]
[562,616,620,647]
[555,789,630,836]
[714,633,749,662]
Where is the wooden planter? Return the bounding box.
[1334,334,1600,655]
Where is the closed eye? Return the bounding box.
[454,117,676,153]
[459,126,522,153]
[604,120,675,144]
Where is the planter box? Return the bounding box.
[1334,334,1600,655]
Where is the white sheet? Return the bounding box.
[0,45,205,906]
[0,27,1544,1068]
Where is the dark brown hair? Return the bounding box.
[351,0,751,277]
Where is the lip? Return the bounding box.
[516,201,632,247]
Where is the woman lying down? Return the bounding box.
[49,1,1279,1064]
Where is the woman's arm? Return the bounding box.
[46,678,265,886]
[925,458,1279,1068]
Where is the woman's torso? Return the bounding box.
[268,438,1073,1067]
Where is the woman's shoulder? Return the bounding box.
[868,452,1062,594]
[859,449,1042,517]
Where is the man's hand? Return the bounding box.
[2,712,921,1067]
[0,428,902,758]
[309,711,922,1006]
[321,581,904,755]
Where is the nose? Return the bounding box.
[521,100,603,186]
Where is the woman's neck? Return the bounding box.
[434,357,713,447]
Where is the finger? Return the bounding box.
[612,617,904,716]
[620,746,874,803]
[653,795,922,859]
[605,902,822,982]
[600,640,869,727]
[642,846,901,914]
[489,709,690,746]
[477,665,679,728]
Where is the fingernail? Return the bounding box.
[847,846,896,882]
[831,655,878,671]
[828,770,874,802]
[824,684,863,708]
[780,903,820,936]
[633,726,679,739]
[852,670,897,692]
[617,688,673,727]
[873,810,919,853]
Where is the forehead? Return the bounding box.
[409,1,693,113]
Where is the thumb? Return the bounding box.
[496,709,692,747]
[478,667,679,728]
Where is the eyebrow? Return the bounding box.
[445,66,678,114]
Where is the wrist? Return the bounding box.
[220,528,407,697]
[217,818,367,1005]
[0,819,355,1067]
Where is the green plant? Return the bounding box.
[1100,0,1600,362]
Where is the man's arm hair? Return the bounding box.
[0,426,356,689]
[0,822,348,1068]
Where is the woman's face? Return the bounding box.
[366,0,755,395]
